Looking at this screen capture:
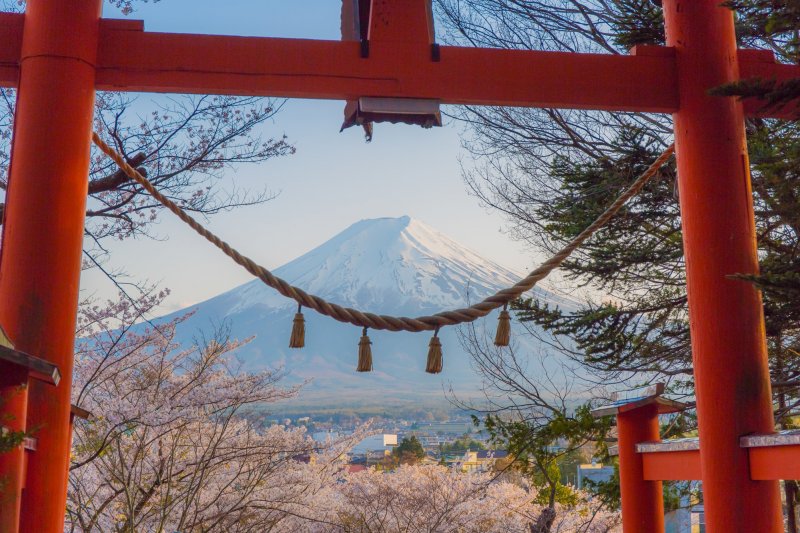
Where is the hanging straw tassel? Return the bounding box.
[289,304,305,348]
[357,327,373,372]
[426,327,443,374]
[494,304,511,347]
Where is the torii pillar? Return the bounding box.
[0,0,101,531]
[664,2,782,531]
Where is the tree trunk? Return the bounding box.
[786,480,799,533]
[530,506,556,533]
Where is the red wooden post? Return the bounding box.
[617,403,664,533]
[592,386,679,532]
[663,1,783,531]
[0,365,28,533]
[0,0,101,531]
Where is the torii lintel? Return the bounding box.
[0,12,795,118]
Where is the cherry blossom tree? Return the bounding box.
[66,290,359,532]
[0,91,292,260]
[301,464,620,533]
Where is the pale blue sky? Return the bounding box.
[85,1,539,313]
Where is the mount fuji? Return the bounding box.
[160,216,575,410]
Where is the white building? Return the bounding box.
[351,434,398,455]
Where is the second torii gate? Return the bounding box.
[0,1,797,531]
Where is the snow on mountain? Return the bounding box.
[161,216,576,409]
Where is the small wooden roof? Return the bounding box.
[591,383,688,418]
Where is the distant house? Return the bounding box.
[576,463,614,489]
[690,505,705,533]
[459,450,509,472]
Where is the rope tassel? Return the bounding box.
[426,328,443,374]
[357,327,373,372]
[289,304,305,348]
[494,305,511,347]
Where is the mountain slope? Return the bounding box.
[161,216,576,408]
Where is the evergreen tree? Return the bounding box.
[393,436,426,465]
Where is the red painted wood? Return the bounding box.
[0,12,21,87]
[367,0,434,44]
[749,445,800,481]
[640,445,800,482]
[642,450,702,481]
[0,1,101,531]
[0,365,28,532]
[617,404,665,533]
[739,49,800,118]
[93,32,680,112]
[86,29,800,119]
[0,12,794,117]
[663,1,783,531]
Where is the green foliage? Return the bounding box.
[727,0,800,57]
[512,116,800,418]
[481,405,613,509]
[662,481,689,513]
[531,460,580,508]
[393,436,426,464]
[610,0,665,49]
[440,434,485,455]
[583,462,621,509]
[512,128,690,381]
[0,429,25,455]
[712,77,800,116]
[661,412,698,440]
[0,394,27,454]
[742,121,800,321]
[557,448,588,486]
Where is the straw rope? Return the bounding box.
[92,132,674,332]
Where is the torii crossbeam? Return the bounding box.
[0,1,797,531]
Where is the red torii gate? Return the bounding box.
[0,1,797,531]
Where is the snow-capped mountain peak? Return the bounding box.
[228,216,521,316]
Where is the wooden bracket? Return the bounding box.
[0,345,60,386]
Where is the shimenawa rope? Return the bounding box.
[91,132,674,335]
